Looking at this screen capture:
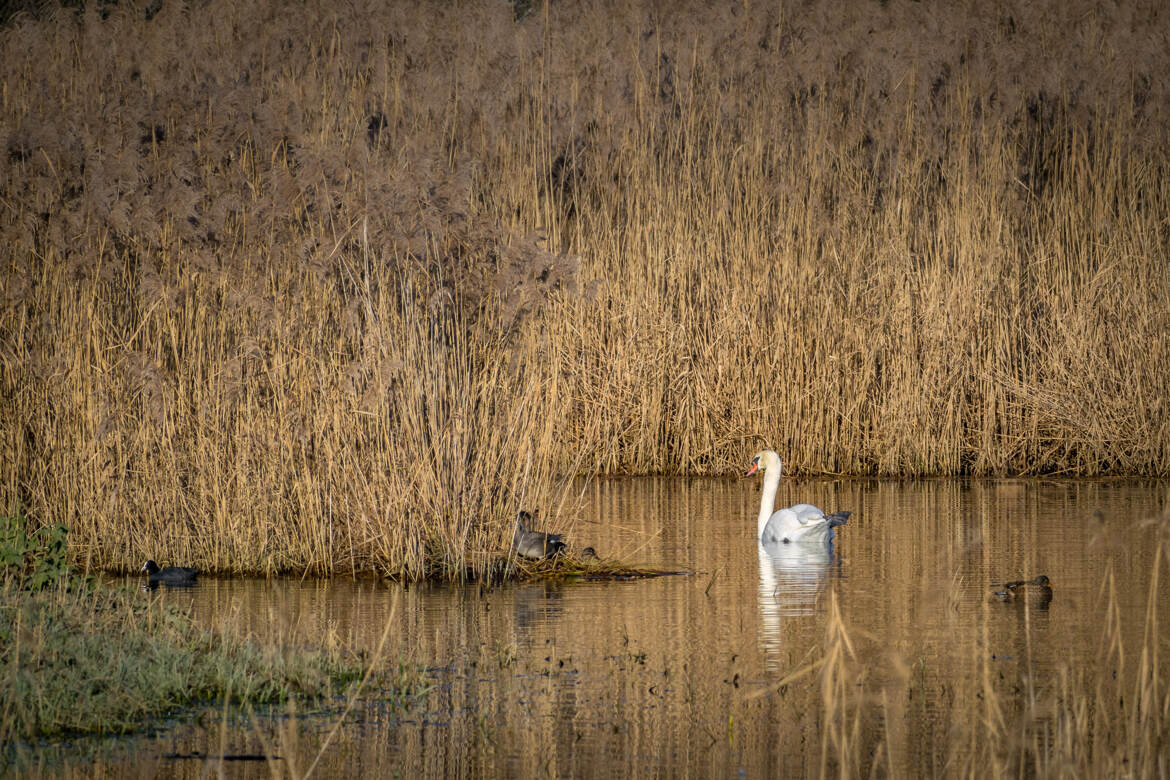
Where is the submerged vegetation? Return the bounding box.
[0,0,1168,578]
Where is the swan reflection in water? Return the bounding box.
[756,539,842,663]
[758,539,840,617]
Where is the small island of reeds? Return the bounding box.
[484,554,687,585]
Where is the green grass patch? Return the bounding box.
[0,579,387,742]
[0,512,419,744]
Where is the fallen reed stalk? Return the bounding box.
[0,0,1167,577]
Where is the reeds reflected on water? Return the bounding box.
[20,479,1154,778]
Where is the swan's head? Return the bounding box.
[745,450,782,477]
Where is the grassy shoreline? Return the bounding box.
[2,0,1168,578]
[0,575,414,744]
[1,514,414,746]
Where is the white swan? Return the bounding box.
[745,450,850,544]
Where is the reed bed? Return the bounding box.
[1,0,1168,577]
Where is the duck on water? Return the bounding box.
[991,575,1053,605]
[140,560,199,586]
[745,450,851,544]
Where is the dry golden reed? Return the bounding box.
[1,0,1168,576]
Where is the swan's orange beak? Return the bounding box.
[744,461,760,477]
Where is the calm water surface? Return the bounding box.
[24,478,1170,777]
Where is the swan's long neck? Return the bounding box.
[757,463,781,538]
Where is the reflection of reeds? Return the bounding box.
[819,592,861,777]
[808,538,1170,776]
[1,1,1169,577]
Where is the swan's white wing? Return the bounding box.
[763,504,836,544]
[760,507,801,544]
[787,503,826,525]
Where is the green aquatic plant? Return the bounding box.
[0,508,72,591]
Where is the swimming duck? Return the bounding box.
[745,450,851,544]
[140,560,199,586]
[512,512,567,559]
[991,575,1052,605]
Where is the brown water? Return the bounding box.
[20,477,1170,777]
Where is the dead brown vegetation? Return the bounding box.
[1,0,1168,577]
